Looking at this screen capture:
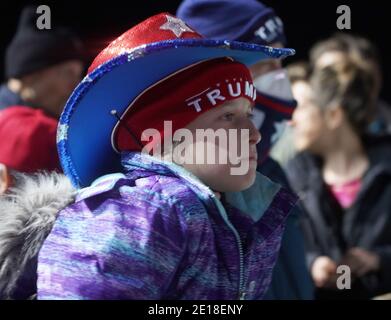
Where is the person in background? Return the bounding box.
[309,33,391,136]
[287,56,391,299]
[287,62,312,116]
[271,62,313,167]
[0,5,84,173]
[177,0,314,300]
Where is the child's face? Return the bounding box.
[176,97,261,193]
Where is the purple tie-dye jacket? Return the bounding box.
[37,152,297,300]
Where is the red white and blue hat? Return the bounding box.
[57,13,295,188]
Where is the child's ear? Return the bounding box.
[0,163,12,195]
[324,105,345,130]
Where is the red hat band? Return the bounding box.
[112,57,256,152]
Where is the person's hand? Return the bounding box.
[311,256,338,288]
[341,248,380,277]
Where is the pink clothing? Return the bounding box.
[329,179,362,209]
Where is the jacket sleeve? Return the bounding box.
[298,207,324,271]
[286,155,322,271]
[378,246,391,287]
[368,245,391,294]
[37,191,189,300]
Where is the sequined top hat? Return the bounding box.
[57,13,295,188]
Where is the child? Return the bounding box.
[37,13,297,300]
[178,0,314,300]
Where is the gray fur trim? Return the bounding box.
[0,172,76,299]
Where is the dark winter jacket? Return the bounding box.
[287,136,391,299]
[260,157,314,300]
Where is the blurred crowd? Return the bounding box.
[1,1,391,300]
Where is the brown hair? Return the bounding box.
[309,33,382,95]
[310,58,376,135]
[287,61,312,84]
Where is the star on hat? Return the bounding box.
[160,15,195,37]
[58,12,295,188]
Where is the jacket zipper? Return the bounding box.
[213,198,246,300]
[136,156,249,298]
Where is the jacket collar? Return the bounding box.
[78,151,285,224]
[123,152,285,223]
[121,151,216,201]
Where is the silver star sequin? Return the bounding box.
[57,124,69,143]
[159,15,195,38]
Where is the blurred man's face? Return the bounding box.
[249,42,283,80]
[247,41,296,162]
[33,60,84,117]
[249,58,282,80]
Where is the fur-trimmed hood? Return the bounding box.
[0,172,75,299]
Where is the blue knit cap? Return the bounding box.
[177,0,286,46]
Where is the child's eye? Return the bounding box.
[247,112,254,119]
[221,113,235,121]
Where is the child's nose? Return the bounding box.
[249,121,262,145]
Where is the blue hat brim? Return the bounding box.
[57,39,295,188]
